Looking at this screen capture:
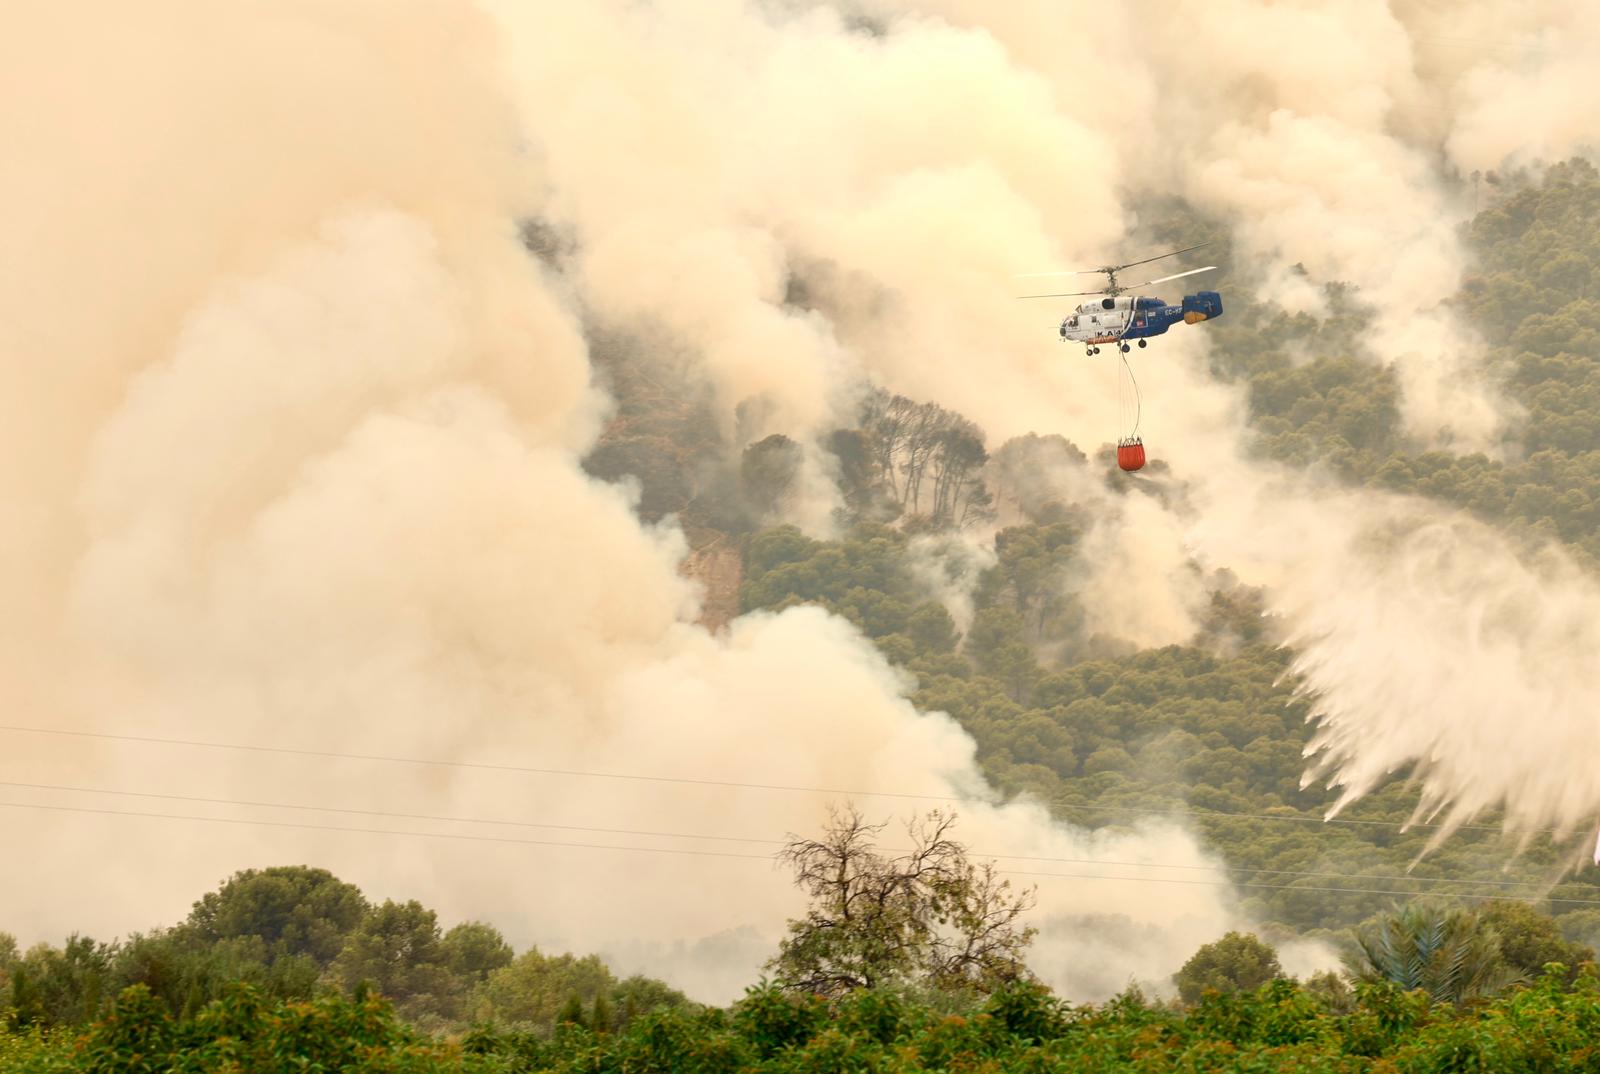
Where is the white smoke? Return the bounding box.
[0,0,1254,1006]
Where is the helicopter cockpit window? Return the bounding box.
[1067,316,1078,327]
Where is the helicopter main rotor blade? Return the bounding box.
[1017,289,1105,299]
[1122,265,1217,290]
[1103,241,1212,274]
[1012,269,1106,279]
[1014,241,1212,280]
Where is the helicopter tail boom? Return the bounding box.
[1181,290,1223,324]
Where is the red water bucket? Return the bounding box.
[1117,437,1146,472]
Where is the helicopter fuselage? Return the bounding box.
[1058,291,1223,344]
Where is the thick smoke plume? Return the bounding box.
[2,0,1250,1004]
[493,0,1600,853]
[5,0,1598,1006]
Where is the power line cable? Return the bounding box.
[2,722,1584,838]
[0,724,964,803]
[1,778,1574,892]
[2,778,1579,892]
[5,798,1599,906]
[0,799,777,862]
[0,779,778,846]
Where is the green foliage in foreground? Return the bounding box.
[14,968,1600,1073]
[1174,932,1284,1005]
[1,867,692,1039]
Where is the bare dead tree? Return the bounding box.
[766,805,1036,997]
[924,858,1037,993]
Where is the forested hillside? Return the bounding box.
[725,160,1600,941]
[1212,158,1600,564]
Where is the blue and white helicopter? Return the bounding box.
[1018,242,1224,357]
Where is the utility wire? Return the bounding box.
[0,779,778,846]
[0,778,1575,893]
[0,723,963,804]
[1,723,1583,838]
[0,790,1587,896]
[0,799,777,863]
[5,798,1600,906]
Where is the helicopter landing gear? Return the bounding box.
[1119,342,1131,353]
[1137,339,1147,348]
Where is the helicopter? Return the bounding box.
[1017,243,1224,472]
[1017,242,1224,357]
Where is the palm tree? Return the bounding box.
[1346,902,1521,1004]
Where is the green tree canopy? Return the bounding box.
[331,899,455,1016]
[472,948,616,1029]
[963,607,1039,701]
[610,973,694,1027]
[440,921,514,985]
[1478,899,1595,978]
[185,866,367,965]
[6,934,114,1029]
[1172,931,1283,1004]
